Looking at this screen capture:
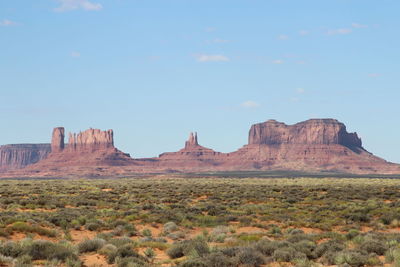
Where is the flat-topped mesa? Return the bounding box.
[51,127,65,153]
[248,119,363,148]
[185,132,199,148]
[0,144,51,171]
[68,128,114,152]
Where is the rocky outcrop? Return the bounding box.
[68,128,114,151]
[160,132,221,158]
[10,128,134,177]
[185,132,198,148]
[51,127,65,153]
[0,144,51,171]
[152,132,224,172]
[249,119,362,148]
[1,119,399,177]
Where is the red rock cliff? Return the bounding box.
[185,132,198,148]
[248,119,362,148]
[0,144,51,171]
[68,128,114,151]
[51,127,65,153]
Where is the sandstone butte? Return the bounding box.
[0,118,399,178]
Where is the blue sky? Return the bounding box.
[1,0,399,163]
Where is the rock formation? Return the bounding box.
[156,132,222,170]
[0,119,399,178]
[185,132,198,148]
[51,127,65,153]
[68,128,114,151]
[0,144,51,171]
[249,119,362,148]
[6,128,134,177]
[227,119,394,173]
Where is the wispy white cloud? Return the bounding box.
[54,0,102,12]
[211,38,231,44]
[299,30,309,36]
[368,73,381,78]
[205,27,216,32]
[0,19,17,26]
[352,23,368,29]
[148,55,161,61]
[326,23,368,36]
[240,101,260,109]
[70,51,81,58]
[277,34,289,40]
[296,88,305,94]
[196,54,230,62]
[327,28,352,35]
[272,59,284,64]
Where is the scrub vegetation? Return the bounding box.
[1,177,400,266]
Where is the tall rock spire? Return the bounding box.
[51,127,65,153]
[185,132,199,148]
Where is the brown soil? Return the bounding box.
[101,188,113,192]
[135,224,163,237]
[299,227,323,234]
[70,229,98,243]
[81,253,111,267]
[16,208,57,212]
[235,226,266,234]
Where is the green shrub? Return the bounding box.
[0,228,11,238]
[203,252,236,267]
[77,238,105,253]
[0,241,23,258]
[237,247,265,266]
[106,243,147,264]
[286,233,313,243]
[346,212,370,223]
[65,257,82,267]
[163,222,178,233]
[144,247,155,260]
[238,234,261,242]
[385,247,400,266]
[345,229,360,240]
[0,254,14,265]
[293,240,316,258]
[186,238,209,257]
[166,242,185,259]
[167,239,209,259]
[15,254,32,265]
[269,226,282,235]
[255,240,289,256]
[9,222,57,237]
[273,247,297,262]
[99,243,117,254]
[212,233,226,243]
[179,258,208,267]
[314,240,345,262]
[359,239,387,255]
[25,240,77,261]
[116,256,148,267]
[334,250,368,267]
[108,237,136,248]
[142,229,152,237]
[287,228,305,235]
[293,258,315,267]
[85,222,101,231]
